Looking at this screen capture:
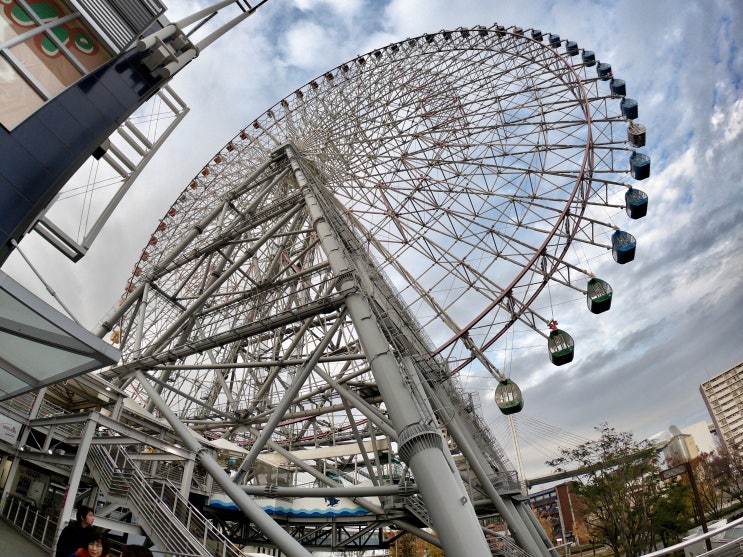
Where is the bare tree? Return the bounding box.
[709,441,743,506]
[693,452,726,518]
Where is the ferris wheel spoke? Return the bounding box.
[105,23,650,556]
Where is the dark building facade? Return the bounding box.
[0,0,166,264]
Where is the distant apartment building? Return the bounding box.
[529,481,588,545]
[700,361,743,451]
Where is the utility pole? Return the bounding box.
[685,461,712,552]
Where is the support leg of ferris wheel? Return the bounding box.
[421,379,552,557]
[133,370,314,557]
[446,331,553,555]
[287,145,493,557]
[242,423,442,547]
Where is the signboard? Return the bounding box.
[660,463,687,481]
[11,464,51,507]
[0,412,22,444]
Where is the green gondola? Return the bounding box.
[495,378,524,415]
[548,329,574,366]
[587,277,612,314]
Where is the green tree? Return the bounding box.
[652,478,694,547]
[386,531,443,557]
[547,423,661,557]
[387,531,415,557]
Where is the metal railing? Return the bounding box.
[640,516,743,557]
[88,445,198,555]
[402,494,432,527]
[149,477,243,557]
[0,391,36,419]
[152,460,209,492]
[88,444,242,557]
[0,390,85,439]
[1,495,55,550]
[486,531,534,557]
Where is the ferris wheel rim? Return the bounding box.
[430,33,601,357]
[115,22,634,379]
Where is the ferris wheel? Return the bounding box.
[101,23,650,557]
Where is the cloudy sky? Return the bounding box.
[5,0,743,481]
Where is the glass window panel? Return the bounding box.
[1,1,114,128]
[3,1,113,79]
[0,290,70,336]
[0,370,26,398]
[0,331,92,381]
[0,55,43,129]
[23,1,113,71]
[65,18,113,72]
[1,2,35,44]
[10,32,82,93]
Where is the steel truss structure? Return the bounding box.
[97,23,645,557]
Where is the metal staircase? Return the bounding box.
[402,493,433,527]
[487,532,535,557]
[87,444,242,557]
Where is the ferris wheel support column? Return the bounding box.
[288,148,491,557]
[421,381,552,557]
[133,371,314,557]
[246,425,443,547]
[519,497,560,557]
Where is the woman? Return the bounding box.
[68,529,110,557]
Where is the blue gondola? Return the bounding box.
[630,152,651,180]
[565,41,578,56]
[549,34,561,48]
[495,378,524,415]
[621,98,638,120]
[582,50,596,66]
[625,188,648,219]
[628,122,646,148]
[597,62,612,80]
[611,230,636,264]
[548,329,574,366]
[610,78,626,97]
[587,277,612,314]
[532,29,543,41]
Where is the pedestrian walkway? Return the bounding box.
[0,518,49,557]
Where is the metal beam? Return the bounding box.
[288,144,491,557]
[134,370,313,557]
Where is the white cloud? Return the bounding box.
[281,20,335,70]
[712,97,743,142]
[294,0,363,19]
